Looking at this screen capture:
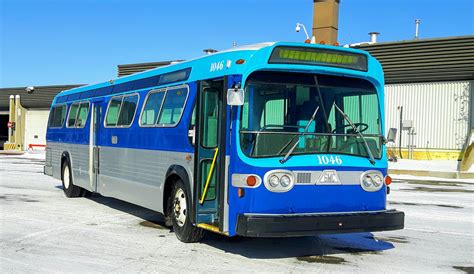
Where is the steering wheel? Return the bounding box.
[332,123,369,134]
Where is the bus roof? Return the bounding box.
[55,42,379,103]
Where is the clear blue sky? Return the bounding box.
[1,0,473,87]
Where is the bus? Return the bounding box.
[45,42,404,242]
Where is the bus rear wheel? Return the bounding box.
[61,160,82,198]
[169,179,204,243]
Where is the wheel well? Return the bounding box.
[163,174,181,217]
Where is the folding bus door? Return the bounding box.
[194,78,227,232]
[90,99,103,193]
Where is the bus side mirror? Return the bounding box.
[387,128,397,143]
[227,88,244,106]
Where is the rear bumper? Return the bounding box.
[236,209,404,237]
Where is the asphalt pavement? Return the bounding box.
[0,153,473,272]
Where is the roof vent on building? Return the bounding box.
[203,48,218,55]
[369,32,380,43]
[414,19,421,39]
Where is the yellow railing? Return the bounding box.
[199,148,219,204]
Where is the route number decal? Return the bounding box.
[317,155,343,165]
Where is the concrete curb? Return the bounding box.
[0,150,26,155]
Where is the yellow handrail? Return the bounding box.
[199,148,219,204]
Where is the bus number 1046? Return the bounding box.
[317,155,343,165]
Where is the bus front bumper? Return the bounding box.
[235,210,404,237]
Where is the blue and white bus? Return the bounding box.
[45,42,404,242]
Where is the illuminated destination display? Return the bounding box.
[269,46,368,71]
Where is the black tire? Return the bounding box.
[169,179,204,243]
[61,159,82,198]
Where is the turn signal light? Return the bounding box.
[385,175,392,185]
[236,59,245,65]
[238,188,245,198]
[246,175,257,187]
[304,39,311,44]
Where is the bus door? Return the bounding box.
[90,99,103,192]
[194,78,227,230]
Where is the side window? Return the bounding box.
[105,97,123,126]
[75,102,90,128]
[117,95,139,126]
[48,105,67,128]
[67,103,80,127]
[140,91,165,126]
[157,87,188,126]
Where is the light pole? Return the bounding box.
[295,23,310,40]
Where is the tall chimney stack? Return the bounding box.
[312,0,339,45]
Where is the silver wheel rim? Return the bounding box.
[63,165,70,189]
[174,188,187,227]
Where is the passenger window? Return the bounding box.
[141,91,165,126]
[48,105,67,128]
[106,97,122,126]
[201,88,219,148]
[75,102,90,128]
[117,95,138,126]
[157,88,188,126]
[67,103,80,127]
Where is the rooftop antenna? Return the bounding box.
[414,19,421,39]
[232,42,237,48]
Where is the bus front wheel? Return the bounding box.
[169,179,204,243]
[61,160,82,198]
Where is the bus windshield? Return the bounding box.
[240,71,383,160]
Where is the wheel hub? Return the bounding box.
[173,188,187,227]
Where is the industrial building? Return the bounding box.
[0,85,82,150]
[357,35,474,161]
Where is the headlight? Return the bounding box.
[269,175,280,187]
[360,171,384,192]
[362,176,373,187]
[264,170,294,192]
[372,175,383,187]
[280,175,291,187]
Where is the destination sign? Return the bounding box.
[269,46,368,71]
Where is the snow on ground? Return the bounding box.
[0,154,473,272]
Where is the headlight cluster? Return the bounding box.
[360,171,384,192]
[264,171,294,192]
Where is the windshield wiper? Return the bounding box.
[279,106,319,164]
[333,103,376,165]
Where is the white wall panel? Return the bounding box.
[385,81,470,150]
[24,109,49,149]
